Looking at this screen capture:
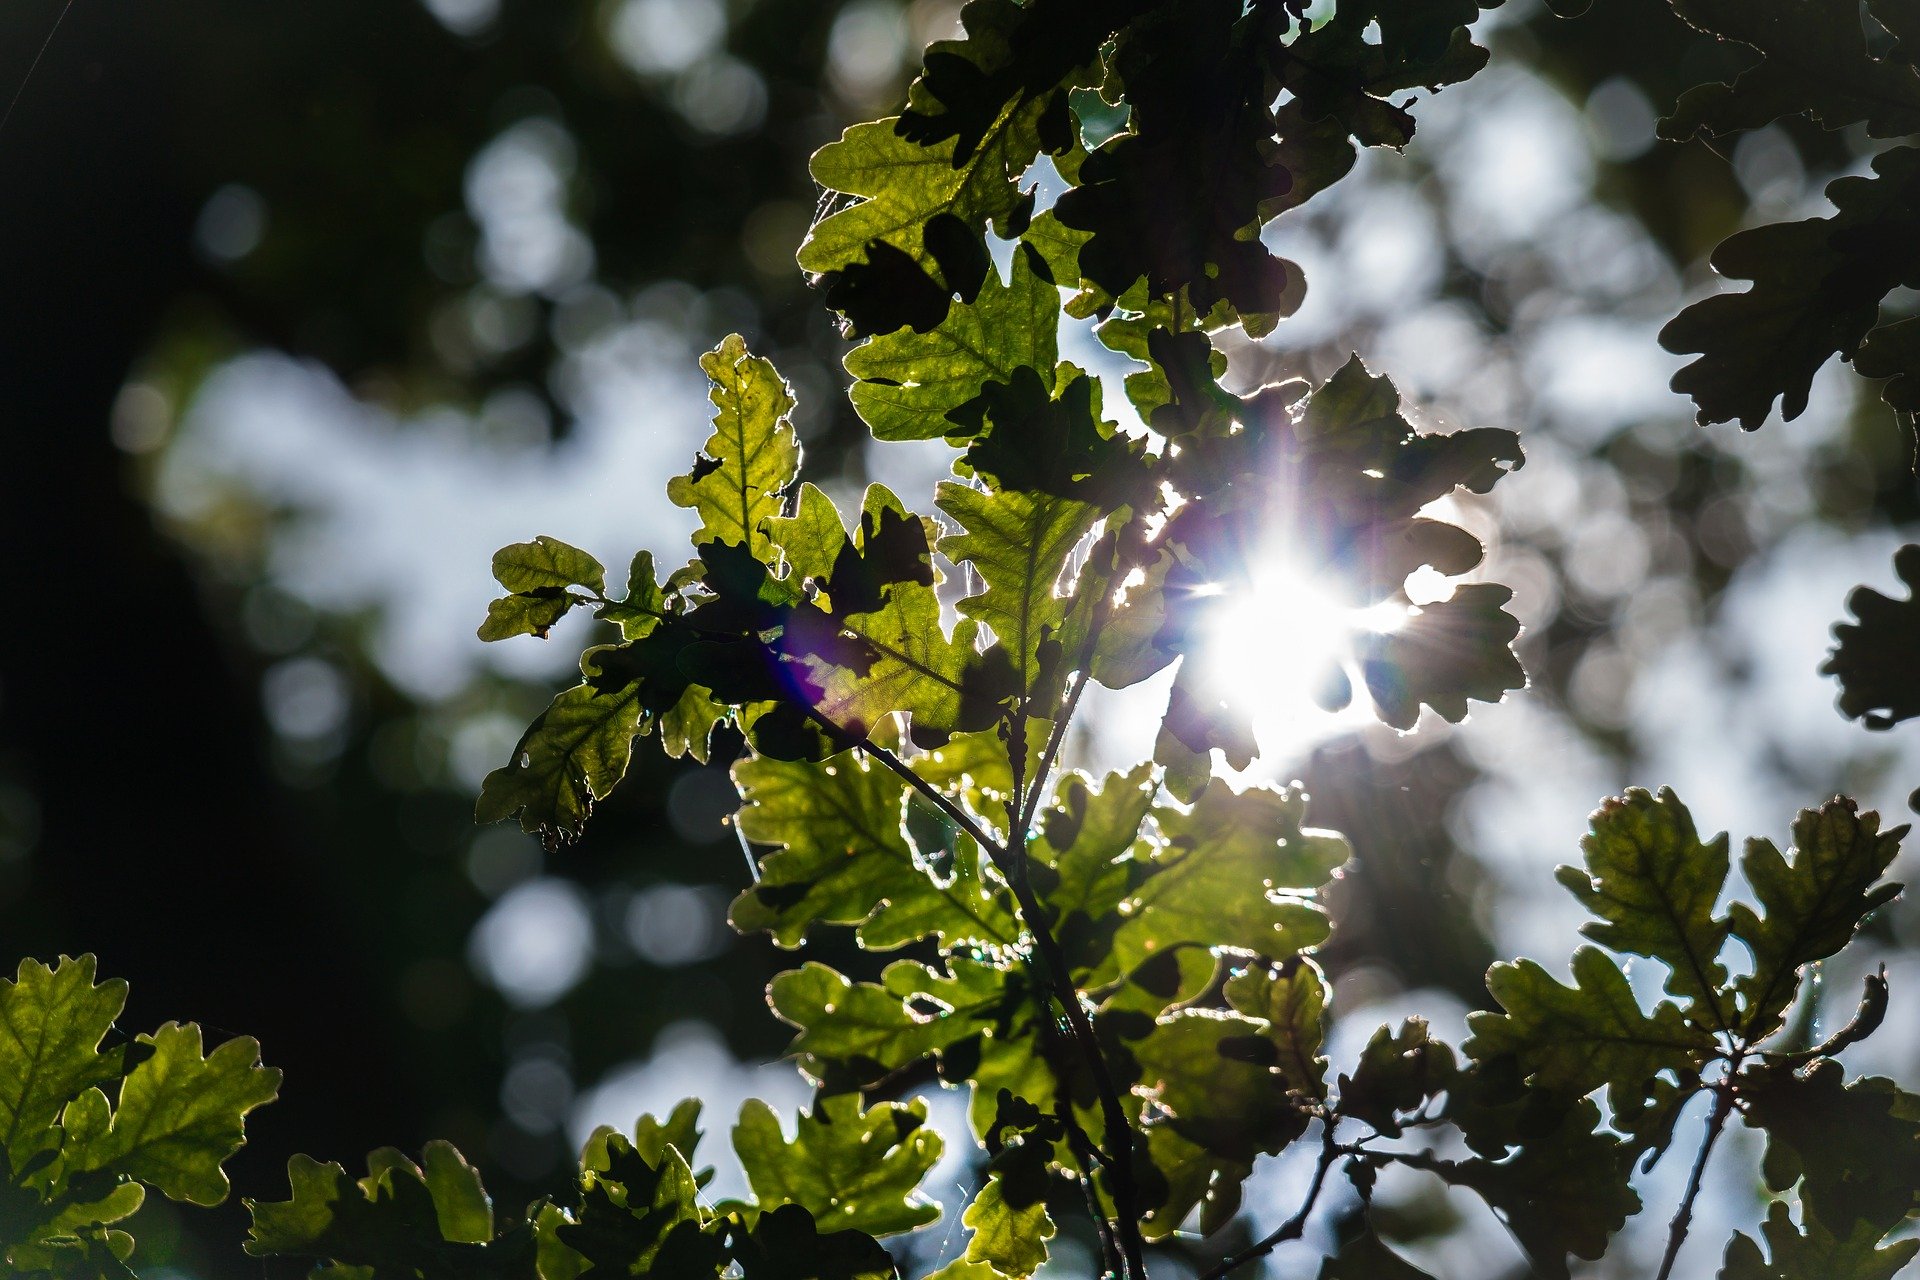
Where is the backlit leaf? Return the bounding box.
[801,107,1049,286]
[936,480,1098,700]
[733,1096,942,1237]
[728,1203,896,1280]
[1464,947,1716,1130]
[475,681,644,840]
[1554,786,1733,1030]
[1114,782,1348,970]
[730,750,1017,950]
[64,1022,280,1207]
[247,1144,533,1277]
[668,335,802,562]
[1731,797,1904,1039]
[1359,585,1525,731]
[0,957,128,1162]
[845,244,1060,442]
[1722,1201,1920,1280]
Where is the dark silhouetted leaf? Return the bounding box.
[1722,1200,1920,1280]
[1824,543,1920,728]
[1661,0,1920,140]
[1360,585,1525,731]
[1660,147,1920,428]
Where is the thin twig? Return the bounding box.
[0,0,77,141]
[1060,1101,1124,1280]
[1199,1123,1342,1280]
[1015,511,1154,835]
[826,715,1008,861]
[804,708,1152,1280]
[1655,1085,1735,1280]
[1018,893,1151,1280]
[1017,665,1093,837]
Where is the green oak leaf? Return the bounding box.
[475,680,644,840]
[547,1128,712,1280]
[477,536,605,641]
[667,334,802,563]
[782,486,1016,741]
[595,550,669,641]
[800,105,1050,283]
[5,1225,139,1278]
[1291,356,1524,520]
[1113,782,1349,970]
[0,956,129,1165]
[769,957,1098,1146]
[1660,0,1920,140]
[1132,961,1327,1236]
[896,0,1109,164]
[1732,797,1904,1040]
[488,535,606,596]
[951,367,1145,504]
[729,749,1017,950]
[960,1177,1051,1279]
[1659,147,1920,428]
[1135,1127,1240,1241]
[804,579,1010,741]
[935,480,1099,702]
[478,587,577,642]
[906,726,1016,796]
[657,682,729,764]
[1554,786,1733,1031]
[769,483,848,590]
[1722,1201,1920,1280]
[247,1142,531,1276]
[1098,306,1241,437]
[1223,959,1329,1099]
[1086,539,1177,692]
[62,1021,280,1208]
[769,958,1029,1093]
[1054,4,1296,320]
[733,1096,942,1238]
[1030,765,1158,972]
[960,1092,1058,1278]
[845,243,1059,442]
[1464,947,1716,1132]
[1152,659,1259,801]
[1823,543,1920,728]
[620,1098,706,1172]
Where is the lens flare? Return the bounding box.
[1197,550,1410,765]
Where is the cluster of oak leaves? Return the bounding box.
[11,0,1920,1277]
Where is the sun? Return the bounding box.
[1195,548,1409,765]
